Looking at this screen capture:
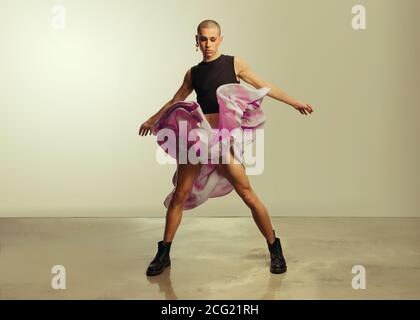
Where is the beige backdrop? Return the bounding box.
[0,0,419,217]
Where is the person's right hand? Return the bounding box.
[139,119,155,136]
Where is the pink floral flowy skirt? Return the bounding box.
[151,83,270,210]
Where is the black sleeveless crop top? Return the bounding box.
[191,54,240,114]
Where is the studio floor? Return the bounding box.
[0,217,419,299]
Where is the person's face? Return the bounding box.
[196,27,223,58]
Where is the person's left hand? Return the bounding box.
[292,101,314,115]
[139,118,155,136]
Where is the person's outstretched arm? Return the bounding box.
[235,56,314,115]
[139,68,194,136]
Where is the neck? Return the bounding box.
[203,52,222,62]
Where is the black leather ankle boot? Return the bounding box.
[267,230,287,274]
[146,240,172,276]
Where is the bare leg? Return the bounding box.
[217,148,276,245]
[163,162,202,243]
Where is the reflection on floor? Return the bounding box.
[0,217,419,299]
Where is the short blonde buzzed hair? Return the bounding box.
[197,19,221,36]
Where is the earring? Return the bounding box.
[195,44,198,52]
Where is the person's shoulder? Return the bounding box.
[232,55,249,67]
[227,54,242,64]
[192,60,203,70]
[231,55,251,77]
[189,62,200,75]
[221,54,235,65]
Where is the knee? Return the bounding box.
[171,188,191,205]
[238,187,256,206]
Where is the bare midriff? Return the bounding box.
[204,113,219,129]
